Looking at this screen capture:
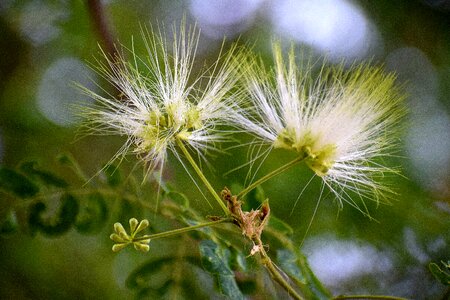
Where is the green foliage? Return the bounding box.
[158,174,190,210]
[115,198,144,226]
[0,210,18,236]
[0,167,39,198]
[75,192,108,234]
[277,249,308,285]
[229,246,248,272]
[0,158,334,299]
[276,249,331,300]
[269,215,294,236]
[102,164,122,187]
[0,159,113,238]
[1,1,449,299]
[242,185,266,210]
[126,256,206,299]
[199,240,244,300]
[28,193,79,236]
[429,261,450,286]
[19,161,68,188]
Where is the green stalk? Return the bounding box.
[134,218,232,242]
[176,139,229,215]
[256,236,304,300]
[236,155,305,199]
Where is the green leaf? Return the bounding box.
[276,249,331,300]
[200,240,233,276]
[102,164,121,187]
[75,192,108,234]
[199,240,244,300]
[236,279,257,295]
[126,257,177,289]
[217,274,244,300]
[229,183,243,195]
[57,153,75,166]
[135,287,160,299]
[127,256,204,299]
[154,278,207,300]
[229,247,248,272]
[154,172,170,194]
[158,279,190,300]
[277,249,307,285]
[0,210,19,236]
[429,262,450,286]
[243,185,266,210]
[19,161,68,188]
[28,193,79,236]
[57,153,87,181]
[157,175,189,209]
[116,199,142,225]
[0,167,39,198]
[165,191,189,209]
[268,215,294,236]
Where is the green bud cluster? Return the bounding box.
[110,218,151,252]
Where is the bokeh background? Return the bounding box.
[0,0,449,299]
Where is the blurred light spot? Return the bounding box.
[151,2,217,54]
[303,236,392,285]
[386,47,438,102]
[405,110,450,191]
[189,0,263,38]
[190,0,261,25]
[434,201,450,214]
[271,0,377,60]
[426,236,446,253]
[19,0,68,46]
[386,47,450,193]
[403,227,429,263]
[37,57,96,127]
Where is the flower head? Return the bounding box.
[78,23,241,174]
[234,44,405,210]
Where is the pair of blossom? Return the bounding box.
[80,24,404,210]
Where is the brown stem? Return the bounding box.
[86,0,117,58]
[222,189,303,300]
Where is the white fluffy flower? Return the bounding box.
[234,44,405,210]
[78,24,241,174]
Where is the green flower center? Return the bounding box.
[137,104,203,152]
[274,129,336,176]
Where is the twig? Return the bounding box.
[86,0,117,58]
[222,188,304,300]
[133,218,233,242]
